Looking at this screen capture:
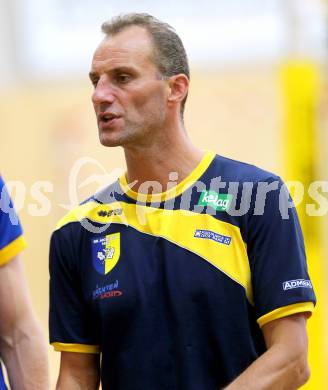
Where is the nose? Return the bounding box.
[92,76,116,106]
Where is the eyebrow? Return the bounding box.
[89,71,97,81]
[89,66,137,80]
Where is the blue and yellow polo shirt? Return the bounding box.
[49,152,315,390]
[0,175,26,389]
[0,176,26,266]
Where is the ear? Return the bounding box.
[167,74,189,107]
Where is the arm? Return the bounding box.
[225,313,310,390]
[56,352,100,390]
[0,254,49,389]
[49,228,101,389]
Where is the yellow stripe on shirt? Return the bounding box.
[257,301,314,328]
[0,235,27,266]
[56,200,252,303]
[51,342,100,354]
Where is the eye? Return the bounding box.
[116,74,132,84]
[90,77,99,88]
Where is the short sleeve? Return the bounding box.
[49,227,100,353]
[0,176,26,266]
[247,177,316,327]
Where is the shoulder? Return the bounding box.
[0,175,26,265]
[201,154,289,226]
[54,180,121,232]
[208,154,280,184]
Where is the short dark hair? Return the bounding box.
[101,13,190,116]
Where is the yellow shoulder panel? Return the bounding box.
[56,200,252,303]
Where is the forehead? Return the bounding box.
[91,26,155,71]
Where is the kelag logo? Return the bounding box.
[198,191,232,211]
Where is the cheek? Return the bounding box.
[129,85,167,115]
[145,96,167,120]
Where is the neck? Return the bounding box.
[123,124,204,194]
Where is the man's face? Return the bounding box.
[90,26,169,148]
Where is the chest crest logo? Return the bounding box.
[92,233,121,275]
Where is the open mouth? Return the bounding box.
[101,114,116,122]
[99,113,121,126]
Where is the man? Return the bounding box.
[0,175,49,389]
[49,13,316,390]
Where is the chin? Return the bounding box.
[98,129,123,147]
[98,125,143,148]
[99,135,122,147]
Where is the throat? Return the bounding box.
[124,147,205,195]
